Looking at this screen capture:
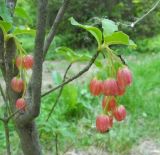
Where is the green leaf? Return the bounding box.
[69,17,102,49]
[94,60,103,68]
[0,0,12,22]
[0,20,12,32]
[14,7,32,23]
[105,31,129,46]
[13,28,36,36]
[55,47,102,68]
[102,18,118,39]
[55,47,75,62]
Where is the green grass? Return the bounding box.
[0,52,160,154]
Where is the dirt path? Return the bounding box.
[130,139,160,155]
[64,139,160,155]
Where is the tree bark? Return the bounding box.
[16,121,42,155]
[5,37,42,155]
[0,30,42,155]
[1,0,48,154]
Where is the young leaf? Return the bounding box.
[102,19,118,39]
[69,17,102,49]
[55,47,102,68]
[55,47,76,62]
[13,28,36,36]
[0,20,12,32]
[105,31,129,46]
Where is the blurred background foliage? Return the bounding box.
[16,0,160,49]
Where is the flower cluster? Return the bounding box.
[89,66,132,133]
[11,55,34,110]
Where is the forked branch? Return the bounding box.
[43,0,70,59]
[46,63,72,121]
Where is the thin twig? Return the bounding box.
[0,109,20,155]
[0,109,20,123]
[0,84,7,102]
[0,84,9,120]
[120,0,160,27]
[55,133,59,155]
[132,0,160,27]
[7,109,20,121]
[46,63,72,121]
[42,51,99,97]
[4,122,11,155]
[43,0,70,59]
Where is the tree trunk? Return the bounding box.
[16,121,42,155]
[0,30,42,155]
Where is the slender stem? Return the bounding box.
[46,63,72,121]
[0,84,7,102]
[42,51,100,97]
[7,109,20,121]
[106,47,116,77]
[0,83,11,123]
[0,109,20,155]
[132,0,160,27]
[55,133,59,155]
[106,46,122,64]
[39,63,72,138]
[0,83,10,130]
[4,121,11,155]
[0,108,20,155]
[43,0,70,59]
[120,0,160,27]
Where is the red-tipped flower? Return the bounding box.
[96,114,111,133]
[89,78,102,96]
[113,105,126,121]
[11,77,24,93]
[23,55,34,70]
[102,79,118,96]
[16,98,26,110]
[102,96,117,112]
[117,67,132,89]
